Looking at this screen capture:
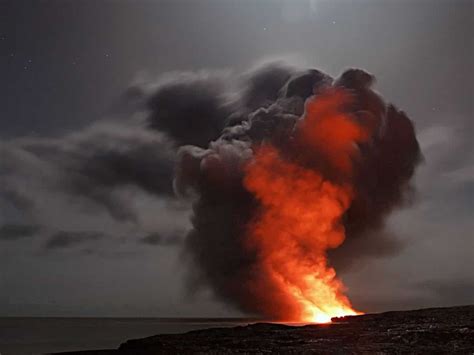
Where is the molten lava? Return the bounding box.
[243,89,369,323]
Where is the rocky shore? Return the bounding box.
[54,305,474,354]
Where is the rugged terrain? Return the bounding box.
[54,305,474,354]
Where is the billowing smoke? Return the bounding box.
[174,64,421,319]
[1,124,177,222]
[0,61,421,318]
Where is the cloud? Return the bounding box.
[174,64,421,318]
[238,62,296,111]
[1,123,176,222]
[145,71,232,148]
[0,62,427,319]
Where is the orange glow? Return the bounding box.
[298,88,371,176]
[243,89,368,323]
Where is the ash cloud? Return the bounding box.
[0,70,245,225]
[0,72,218,248]
[145,72,232,148]
[238,62,296,111]
[0,61,422,317]
[1,123,176,223]
[174,63,422,317]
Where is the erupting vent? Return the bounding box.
[176,65,421,323]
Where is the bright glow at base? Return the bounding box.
[312,313,332,324]
[306,304,361,324]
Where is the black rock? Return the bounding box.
[53,305,474,354]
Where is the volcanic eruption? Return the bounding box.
[174,65,421,323]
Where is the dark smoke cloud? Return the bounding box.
[1,70,238,252]
[146,72,232,148]
[1,124,176,222]
[45,231,104,249]
[0,64,302,226]
[0,61,421,317]
[238,62,296,111]
[0,224,40,240]
[174,63,422,317]
[0,70,250,224]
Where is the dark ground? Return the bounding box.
[54,305,474,354]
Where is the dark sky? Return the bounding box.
[0,0,472,317]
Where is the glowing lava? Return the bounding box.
[243,89,368,323]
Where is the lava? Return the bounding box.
[243,89,368,323]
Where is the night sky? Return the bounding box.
[0,0,472,317]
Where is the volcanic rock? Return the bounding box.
[54,305,474,354]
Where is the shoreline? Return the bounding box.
[52,305,474,354]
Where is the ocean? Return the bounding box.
[0,317,254,355]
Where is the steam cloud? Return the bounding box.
[1,62,421,317]
[174,64,421,317]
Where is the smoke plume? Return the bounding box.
[175,64,421,320]
[0,61,421,318]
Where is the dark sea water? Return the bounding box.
[0,317,255,355]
